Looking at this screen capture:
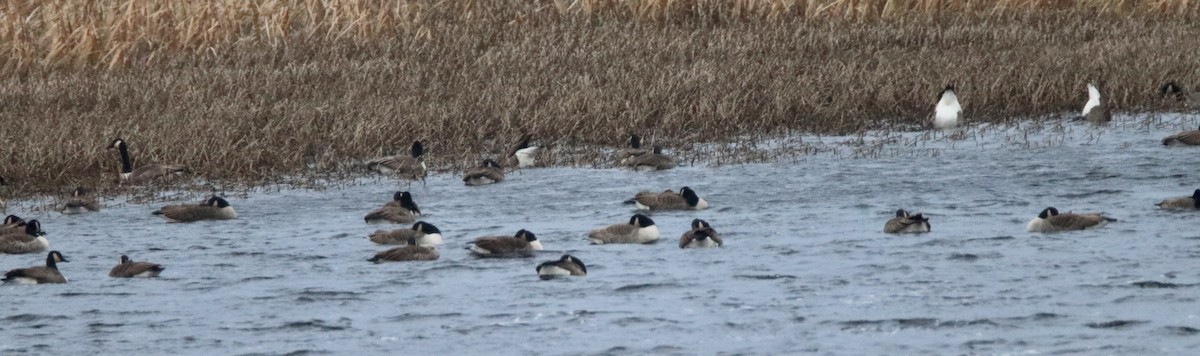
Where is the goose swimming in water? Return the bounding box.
[883,209,931,234]
[536,254,587,279]
[1156,189,1200,210]
[3,250,68,284]
[1026,207,1115,233]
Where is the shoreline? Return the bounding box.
[2,3,1200,193]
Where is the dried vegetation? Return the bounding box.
[1,0,1199,195]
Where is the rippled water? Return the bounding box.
[4,116,1200,355]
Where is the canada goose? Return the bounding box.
[588,214,660,244]
[1162,126,1200,146]
[106,138,188,184]
[1026,207,1116,233]
[503,134,540,169]
[108,255,165,278]
[364,191,421,224]
[368,235,440,263]
[0,220,49,254]
[61,187,100,214]
[615,134,650,165]
[463,159,505,186]
[1156,189,1200,210]
[679,219,723,248]
[152,196,238,222]
[367,141,427,181]
[624,186,709,210]
[883,209,931,234]
[369,221,444,246]
[1161,81,1200,107]
[467,229,543,257]
[536,254,587,279]
[3,250,68,284]
[1081,83,1112,124]
[626,146,676,171]
[932,85,962,129]
[0,215,24,234]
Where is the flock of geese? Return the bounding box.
[2,81,1200,284]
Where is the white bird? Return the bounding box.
[932,85,961,129]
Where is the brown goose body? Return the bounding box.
[0,220,49,254]
[614,134,649,166]
[625,186,709,210]
[364,191,421,224]
[109,255,165,278]
[1156,189,1200,210]
[625,146,676,171]
[588,214,660,245]
[463,159,505,186]
[3,251,68,284]
[61,187,100,214]
[468,230,542,258]
[1162,126,1200,146]
[368,245,439,263]
[1027,207,1115,233]
[369,221,443,246]
[883,209,931,234]
[107,139,188,184]
[367,141,427,180]
[153,196,238,222]
[679,219,722,248]
[536,254,587,279]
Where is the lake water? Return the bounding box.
[3,115,1200,355]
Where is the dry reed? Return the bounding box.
[1,0,1199,196]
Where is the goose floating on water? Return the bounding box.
[624,186,709,210]
[536,254,587,279]
[1027,207,1115,233]
[109,255,165,278]
[588,214,660,245]
[1156,189,1200,210]
[153,196,238,222]
[3,250,68,284]
[883,209,931,234]
[364,191,421,224]
[679,219,722,248]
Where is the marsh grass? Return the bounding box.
[2,1,1200,196]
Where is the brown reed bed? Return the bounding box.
[1,1,1200,197]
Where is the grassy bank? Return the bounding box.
[2,1,1199,196]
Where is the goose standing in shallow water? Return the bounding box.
[106,138,188,184]
[0,220,49,254]
[61,187,100,214]
[367,141,427,183]
[588,214,660,245]
[369,221,443,246]
[1081,83,1112,124]
[679,219,722,248]
[153,196,238,222]
[3,250,68,284]
[1026,207,1115,233]
[368,236,439,263]
[625,146,676,171]
[363,191,421,224]
[1156,189,1200,210]
[108,255,165,278]
[503,134,540,169]
[932,85,962,129]
[883,209,931,234]
[462,159,505,186]
[624,186,709,210]
[467,229,543,258]
[537,254,587,279]
[1162,126,1200,146]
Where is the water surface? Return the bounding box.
[3,116,1200,355]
